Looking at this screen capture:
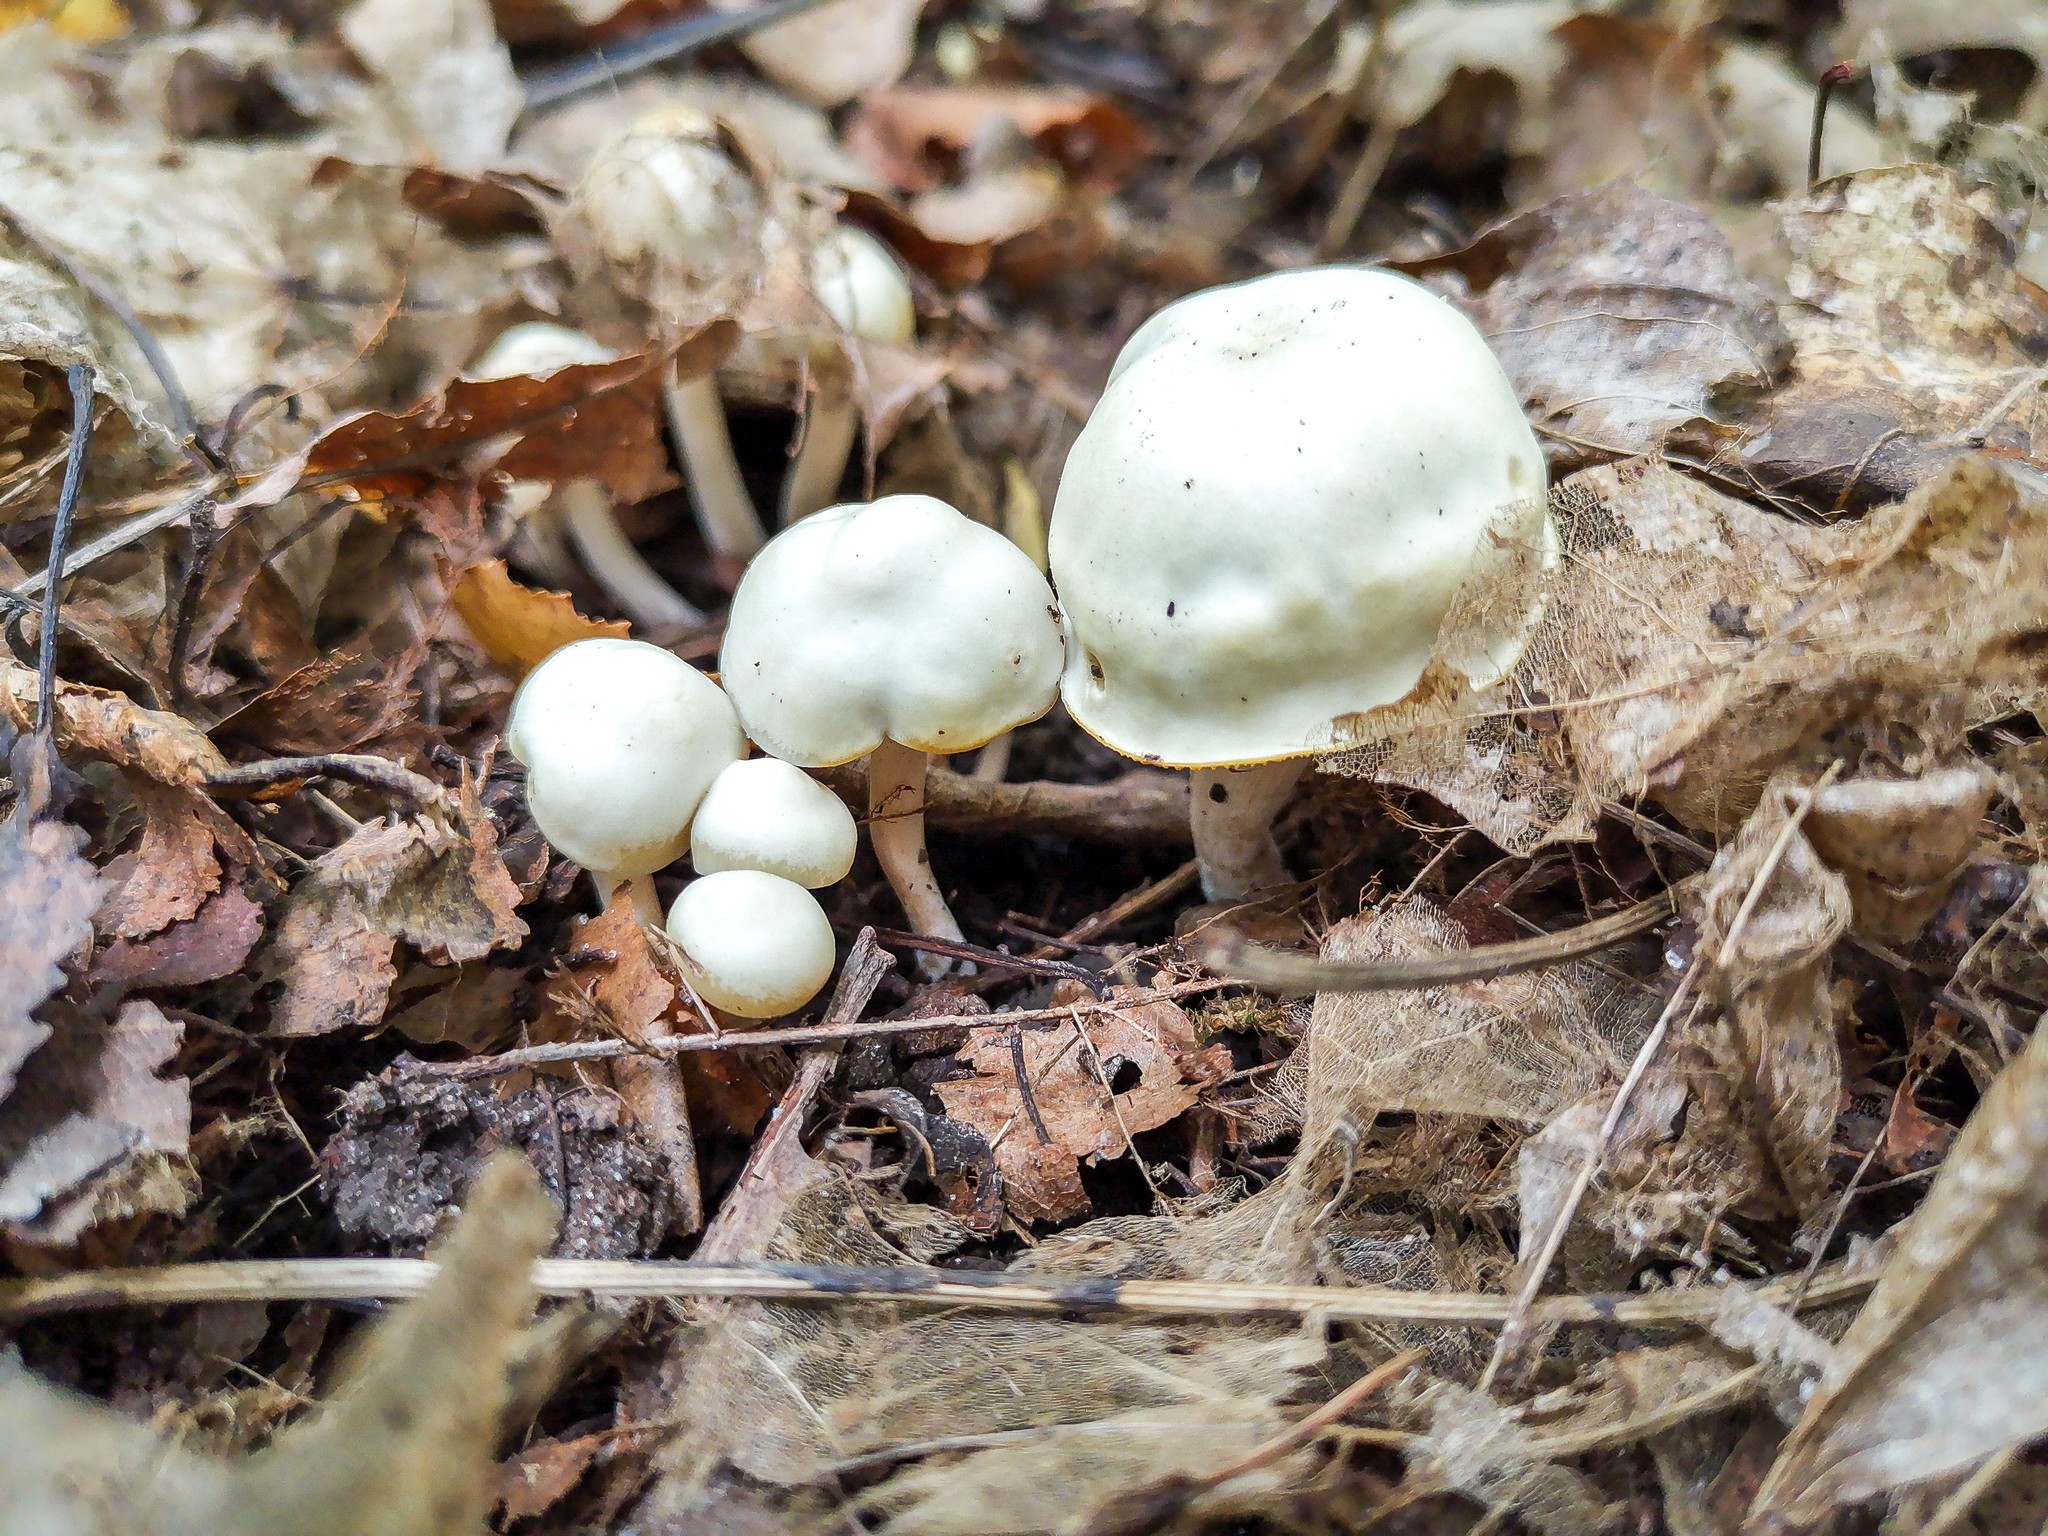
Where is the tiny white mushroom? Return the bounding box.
[1048,267,1554,902]
[666,870,836,1018]
[690,755,858,887]
[469,323,705,632]
[779,224,918,525]
[720,493,1064,973]
[508,637,745,917]
[570,107,769,564]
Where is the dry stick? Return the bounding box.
[0,1250,1876,1326]
[35,365,95,736]
[1197,1348,1425,1490]
[1917,1445,2023,1536]
[516,0,838,108]
[1478,761,1845,1392]
[1807,62,1859,187]
[206,753,450,812]
[403,978,1233,1082]
[1197,882,1687,997]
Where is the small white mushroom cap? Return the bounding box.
[811,225,916,346]
[720,493,1065,765]
[666,870,836,1018]
[569,106,765,318]
[469,322,617,379]
[508,638,745,877]
[690,756,858,887]
[1049,266,1552,769]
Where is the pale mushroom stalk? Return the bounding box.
[593,869,666,925]
[868,738,967,961]
[780,384,860,523]
[1189,761,1308,902]
[556,479,706,630]
[970,732,1013,783]
[778,226,916,525]
[664,372,766,561]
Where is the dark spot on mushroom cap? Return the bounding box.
[1166,601,1176,617]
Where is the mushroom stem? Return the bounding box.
[868,737,966,980]
[556,480,707,631]
[593,871,666,926]
[970,731,1013,784]
[1189,760,1307,901]
[779,384,858,524]
[664,369,766,562]
[514,502,583,593]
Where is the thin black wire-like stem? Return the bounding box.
[36,364,95,737]
[517,0,836,108]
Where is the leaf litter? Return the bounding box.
[5,2,2048,1534]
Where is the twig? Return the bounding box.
[206,753,450,812]
[517,0,840,108]
[871,929,1108,995]
[7,477,232,601]
[1917,1446,2022,1536]
[36,364,94,737]
[1195,883,1686,996]
[402,978,1232,1081]
[0,1251,1876,1326]
[818,762,1192,845]
[1199,1347,1424,1487]
[1807,62,1859,188]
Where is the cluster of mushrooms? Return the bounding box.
[487,107,1554,1024]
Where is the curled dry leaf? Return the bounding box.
[450,559,629,680]
[94,779,222,941]
[0,1154,556,1535]
[1398,180,1791,471]
[1751,1016,2048,1525]
[0,657,230,787]
[89,883,266,997]
[845,86,1148,195]
[1834,0,2048,125]
[0,999,189,1246]
[256,781,526,1037]
[932,991,1232,1224]
[338,0,522,174]
[1803,766,1997,945]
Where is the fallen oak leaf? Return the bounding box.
[0,656,228,786]
[88,882,264,997]
[450,559,628,680]
[95,777,221,941]
[845,85,1148,195]
[0,736,102,1097]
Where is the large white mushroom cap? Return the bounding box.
[666,870,836,1018]
[508,638,745,877]
[719,494,1065,766]
[1048,266,1552,769]
[811,225,916,346]
[691,756,858,887]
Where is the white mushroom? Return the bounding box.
[666,870,836,1018]
[720,493,1064,971]
[469,323,705,632]
[1048,266,1554,902]
[507,637,745,917]
[690,755,858,887]
[779,224,918,525]
[569,107,769,564]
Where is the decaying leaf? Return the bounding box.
[95,778,223,941]
[932,992,1231,1223]
[0,743,102,1098]
[0,658,230,787]
[89,883,266,997]
[0,1154,556,1535]
[256,783,526,1037]
[450,559,629,680]
[718,0,926,108]
[845,86,1148,195]
[1399,180,1792,471]
[0,998,189,1245]
[337,0,522,174]
[1752,1017,2048,1523]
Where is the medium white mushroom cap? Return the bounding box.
[690,756,858,887]
[470,322,617,379]
[569,106,765,320]
[508,638,745,876]
[812,225,916,346]
[1048,266,1552,769]
[666,870,836,1018]
[720,494,1065,766]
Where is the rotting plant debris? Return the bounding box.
[7,2,2048,1534]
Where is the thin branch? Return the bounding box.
[36,364,95,737]
[0,1252,1877,1326]
[1195,883,1687,996]
[206,753,450,812]
[517,0,839,108]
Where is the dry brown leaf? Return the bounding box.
[1803,767,1997,945]
[933,992,1231,1224]
[89,884,266,997]
[95,779,223,942]
[1512,17,1718,204]
[845,87,1148,195]
[717,0,926,108]
[257,784,526,1037]
[0,1155,556,1534]
[1751,1016,2048,1524]
[1399,180,1791,471]
[1727,166,2048,511]
[0,998,189,1245]
[1835,0,2048,125]
[450,559,629,680]
[493,1431,608,1522]
[0,658,230,787]
[0,754,102,1100]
